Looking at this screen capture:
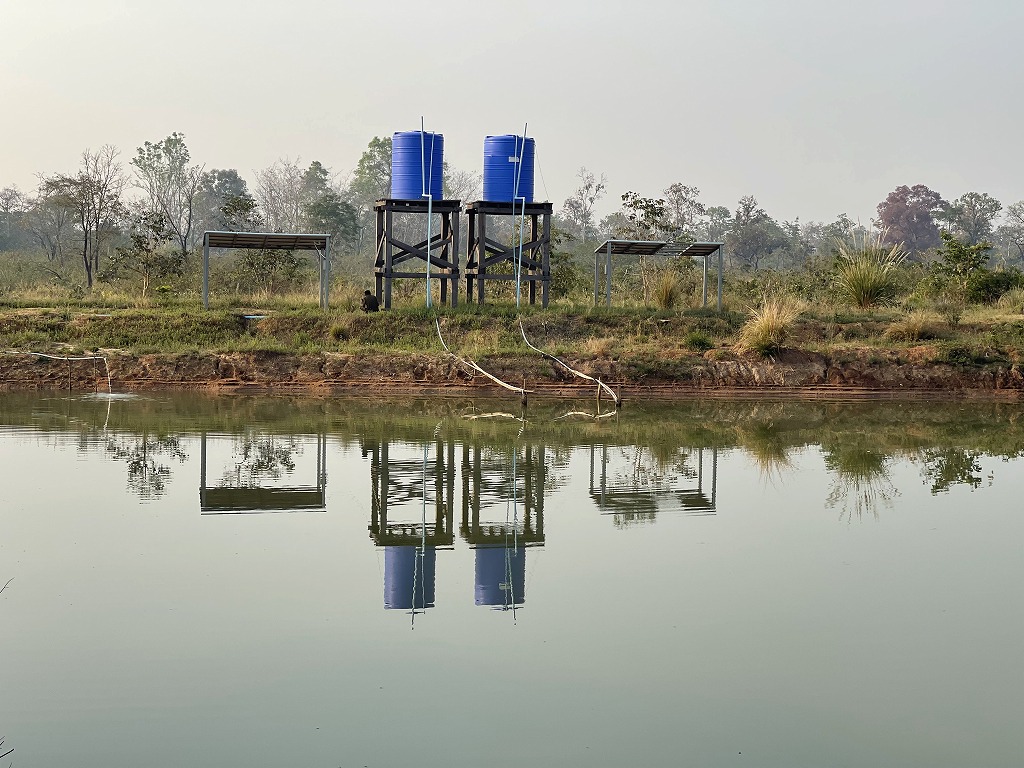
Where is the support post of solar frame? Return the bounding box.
[203,232,210,310]
[702,254,709,308]
[605,241,612,307]
[717,244,723,312]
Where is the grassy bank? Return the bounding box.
[2,298,1023,371]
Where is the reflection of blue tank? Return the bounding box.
[384,546,436,609]
[474,547,526,607]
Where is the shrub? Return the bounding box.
[965,268,1023,304]
[683,330,713,352]
[933,297,964,327]
[736,295,802,355]
[940,346,982,367]
[833,232,906,308]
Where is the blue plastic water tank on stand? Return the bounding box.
[391,131,444,200]
[482,135,535,203]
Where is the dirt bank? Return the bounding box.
[3,347,1023,399]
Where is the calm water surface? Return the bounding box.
[0,392,1021,768]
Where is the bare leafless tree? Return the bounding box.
[561,167,607,243]
[254,158,307,232]
[40,145,126,287]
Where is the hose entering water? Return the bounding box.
[3,350,112,394]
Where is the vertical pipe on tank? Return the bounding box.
[420,119,433,309]
[512,125,528,308]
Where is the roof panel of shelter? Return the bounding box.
[593,239,667,256]
[205,231,330,250]
[679,242,725,259]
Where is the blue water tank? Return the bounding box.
[474,546,526,607]
[482,135,535,203]
[384,546,437,609]
[391,131,444,200]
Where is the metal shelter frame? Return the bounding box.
[593,240,725,310]
[202,231,332,309]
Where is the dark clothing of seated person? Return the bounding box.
[361,290,380,312]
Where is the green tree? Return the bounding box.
[938,192,1002,245]
[195,169,255,233]
[299,161,358,246]
[697,205,731,242]
[727,196,789,270]
[934,231,992,293]
[617,191,671,240]
[131,133,205,257]
[101,211,183,297]
[349,136,392,207]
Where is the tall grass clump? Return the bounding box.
[736,294,802,355]
[883,310,945,342]
[996,287,1024,314]
[833,230,906,308]
[653,271,682,310]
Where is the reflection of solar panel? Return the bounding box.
[200,486,326,514]
[589,445,718,521]
[199,433,327,515]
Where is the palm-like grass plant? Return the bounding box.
[833,230,907,308]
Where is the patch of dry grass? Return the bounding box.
[736,295,803,355]
[583,336,616,357]
[882,311,945,342]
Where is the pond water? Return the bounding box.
[0,392,1021,768]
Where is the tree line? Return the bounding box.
[0,132,1020,300]
[558,169,1021,269]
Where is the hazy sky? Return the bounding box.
[2,0,1021,224]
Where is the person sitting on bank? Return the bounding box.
[361,290,380,312]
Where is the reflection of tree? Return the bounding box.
[105,433,188,499]
[823,445,899,521]
[918,448,984,494]
[220,434,300,487]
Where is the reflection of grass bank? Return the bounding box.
[3,393,1019,504]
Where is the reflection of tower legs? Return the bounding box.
[460,443,546,609]
[369,438,455,612]
[588,444,609,510]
